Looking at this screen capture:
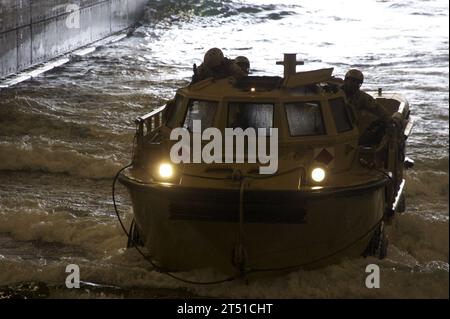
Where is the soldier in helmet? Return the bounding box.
[342,69,393,144]
[191,48,246,84]
[234,56,250,75]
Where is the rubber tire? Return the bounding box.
[378,228,388,260]
[127,220,144,248]
[363,222,389,259]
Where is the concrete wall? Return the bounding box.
[0,0,148,79]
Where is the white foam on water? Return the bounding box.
[0,207,128,257]
[0,203,447,297]
[0,0,448,298]
[0,142,122,179]
[405,170,449,199]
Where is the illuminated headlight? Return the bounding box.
[158,163,174,179]
[311,167,326,183]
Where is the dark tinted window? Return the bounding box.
[183,100,218,132]
[228,102,274,134]
[285,101,325,136]
[329,98,353,133]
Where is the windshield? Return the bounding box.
[285,101,325,136]
[183,99,218,132]
[228,102,274,134]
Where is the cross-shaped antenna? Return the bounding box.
[276,53,304,78]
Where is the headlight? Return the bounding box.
[311,167,326,183]
[158,163,174,179]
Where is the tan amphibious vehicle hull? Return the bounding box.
[117,55,412,276]
[119,170,388,274]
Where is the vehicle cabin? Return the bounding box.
[163,69,359,147]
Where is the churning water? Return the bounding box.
[0,0,448,298]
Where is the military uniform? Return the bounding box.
[347,90,390,125]
[191,58,246,84]
[345,89,391,145]
[340,69,389,136]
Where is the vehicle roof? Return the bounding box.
[178,68,343,101]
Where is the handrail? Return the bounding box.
[134,105,167,142]
[134,105,166,125]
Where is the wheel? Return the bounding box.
[378,227,388,259]
[127,219,144,248]
[363,222,389,259]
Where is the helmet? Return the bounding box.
[204,48,224,68]
[235,56,250,68]
[234,56,250,74]
[345,69,364,83]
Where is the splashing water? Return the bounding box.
[0,0,448,298]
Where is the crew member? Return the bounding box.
[234,56,250,75]
[191,48,246,84]
[342,69,394,144]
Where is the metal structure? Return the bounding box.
[0,0,148,79]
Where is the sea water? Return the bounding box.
[0,0,448,298]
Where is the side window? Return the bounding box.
[183,99,218,132]
[166,95,184,128]
[285,101,325,136]
[329,97,353,133]
[228,102,274,135]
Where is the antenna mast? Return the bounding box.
[276,53,304,78]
